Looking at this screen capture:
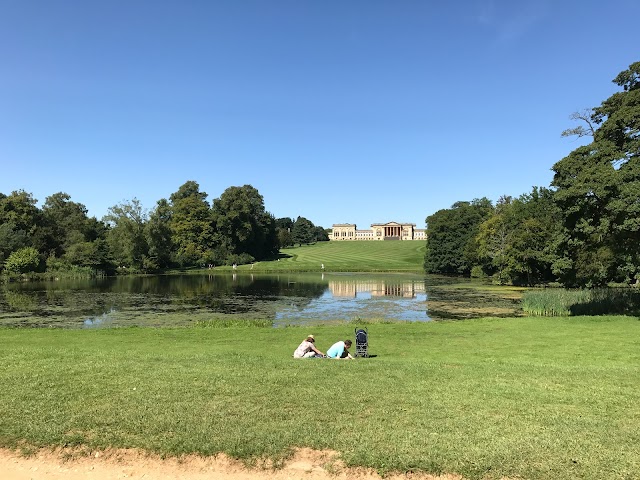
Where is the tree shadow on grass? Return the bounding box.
[569,288,640,316]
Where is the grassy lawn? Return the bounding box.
[211,240,426,272]
[1,317,639,479]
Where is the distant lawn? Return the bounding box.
[236,240,426,272]
[1,316,639,479]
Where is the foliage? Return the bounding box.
[169,181,215,266]
[424,198,493,275]
[104,198,149,270]
[291,216,315,246]
[474,188,562,285]
[0,190,42,262]
[193,318,273,328]
[522,287,640,316]
[275,217,294,248]
[552,61,640,287]
[144,198,173,270]
[211,185,278,261]
[0,222,27,266]
[4,247,41,273]
[522,288,592,316]
[313,226,330,242]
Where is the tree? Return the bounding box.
[313,226,330,242]
[291,216,315,246]
[275,217,294,231]
[424,198,493,275]
[275,217,294,248]
[41,192,93,259]
[475,196,513,283]
[104,198,149,270]
[561,109,597,139]
[552,61,640,286]
[169,181,215,266]
[211,185,278,261]
[0,222,28,267]
[475,188,561,285]
[144,198,174,270]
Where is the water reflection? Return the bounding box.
[0,273,522,328]
[328,278,425,298]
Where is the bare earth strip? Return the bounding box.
[0,447,465,480]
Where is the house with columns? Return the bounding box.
[331,222,426,241]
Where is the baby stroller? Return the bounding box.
[354,327,369,358]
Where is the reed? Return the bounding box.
[522,288,640,316]
[193,318,273,328]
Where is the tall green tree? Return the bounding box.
[275,217,294,248]
[169,181,215,266]
[144,198,174,269]
[104,198,149,270]
[552,61,640,286]
[291,216,315,246]
[211,185,278,261]
[0,190,47,267]
[475,196,513,283]
[424,198,493,275]
[41,192,92,258]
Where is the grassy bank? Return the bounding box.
[193,240,426,273]
[1,317,639,479]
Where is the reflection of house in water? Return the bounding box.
[329,279,426,298]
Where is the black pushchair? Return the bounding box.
[354,327,369,357]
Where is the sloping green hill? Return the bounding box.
[250,241,426,272]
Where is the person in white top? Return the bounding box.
[293,335,325,358]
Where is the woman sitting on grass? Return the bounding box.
[293,335,325,358]
[326,339,354,359]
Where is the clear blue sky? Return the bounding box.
[1,1,638,229]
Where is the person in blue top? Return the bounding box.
[326,339,354,359]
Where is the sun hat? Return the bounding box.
[307,334,314,339]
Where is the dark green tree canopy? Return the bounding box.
[552,61,640,286]
[291,216,316,246]
[211,185,278,260]
[424,198,493,275]
[168,181,215,266]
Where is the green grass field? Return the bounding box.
[1,317,639,479]
[224,240,426,272]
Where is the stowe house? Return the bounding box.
[331,222,426,241]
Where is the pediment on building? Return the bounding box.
[371,221,414,227]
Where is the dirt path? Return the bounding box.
[0,447,462,480]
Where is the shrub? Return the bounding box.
[470,265,486,278]
[4,247,41,274]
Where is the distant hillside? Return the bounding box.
[247,241,426,272]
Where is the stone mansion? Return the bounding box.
[331,222,426,241]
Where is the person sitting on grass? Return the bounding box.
[293,335,325,358]
[326,339,354,359]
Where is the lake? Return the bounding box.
[0,273,523,328]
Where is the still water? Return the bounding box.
[0,273,522,328]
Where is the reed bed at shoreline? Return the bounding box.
[522,288,640,316]
[1,317,639,479]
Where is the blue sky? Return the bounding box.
[1,0,638,229]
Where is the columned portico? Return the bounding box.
[384,226,402,237]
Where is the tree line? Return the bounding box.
[425,61,640,288]
[0,181,329,276]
